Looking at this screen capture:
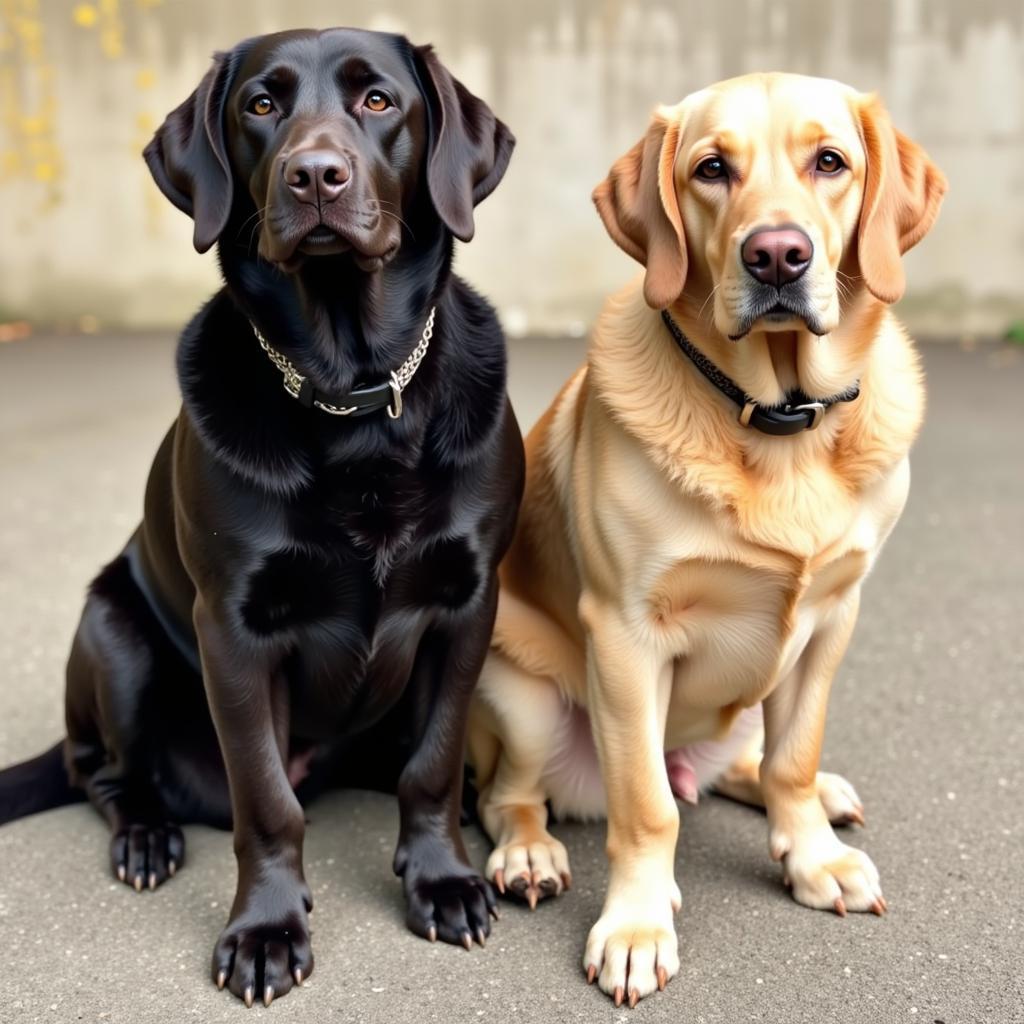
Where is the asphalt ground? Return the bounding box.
[0,332,1021,1024]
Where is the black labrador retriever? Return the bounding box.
[0,27,522,1007]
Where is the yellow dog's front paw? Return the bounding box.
[486,834,571,908]
[773,827,886,916]
[582,897,680,1007]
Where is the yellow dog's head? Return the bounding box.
[593,73,946,339]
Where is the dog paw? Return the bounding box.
[403,868,497,948]
[486,834,571,908]
[582,889,680,1007]
[211,894,313,1007]
[774,827,885,915]
[110,823,184,892]
[817,771,865,827]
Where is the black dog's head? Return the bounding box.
[144,28,514,272]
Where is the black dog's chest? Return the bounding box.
[240,547,379,638]
[239,533,481,741]
[240,532,481,638]
[290,456,429,560]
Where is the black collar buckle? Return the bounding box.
[740,398,826,435]
[661,310,858,438]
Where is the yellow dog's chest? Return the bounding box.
[639,467,900,748]
[577,395,911,745]
[630,461,902,746]
[660,542,868,710]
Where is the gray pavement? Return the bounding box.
[0,333,1021,1024]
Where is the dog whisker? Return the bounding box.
[235,205,270,241]
[696,283,722,324]
[364,201,415,241]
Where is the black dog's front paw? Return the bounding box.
[406,872,497,949]
[399,843,498,949]
[110,823,184,892]
[211,882,313,1007]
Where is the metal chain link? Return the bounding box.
[253,305,436,418]
[393,305,435,389]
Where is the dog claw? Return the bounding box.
[426,924,437,943]
[586,964,597,984]
[493,868,505,895]
[264,985,274,1008]
[489,905,500,921]
[870,898,886,916]
[657,965,668,991]
[168,860,176,877]
[561,872,572,892]
[629,988,640,1009]
[216,970,227,991]
[475,927,486,948]
[133,874,143,893]
[148,872,157,891]
[527,887,538,911]
[614,986,625,1008]
[243,986,254,1008]
[461,931,473,952]
[293,967,304,987]
[834,897,847,917]
[878,895,888,913]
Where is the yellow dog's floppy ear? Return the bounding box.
[592,106,686,310]
[856,95,947,304]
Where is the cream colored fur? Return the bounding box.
[467,72,945,1007]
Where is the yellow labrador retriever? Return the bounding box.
[467,73,946,1006]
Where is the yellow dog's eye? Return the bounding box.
[695,156,728,181]
[816,150,845,174]
[365,91,392,113]
[250,95,274,116]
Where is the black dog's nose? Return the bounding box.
[741,227,813,286]
[284,150,351,205]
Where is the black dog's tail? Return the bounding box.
[0,740,85,825]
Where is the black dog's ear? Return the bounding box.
[413,45,515,242]
[143,48,242,253]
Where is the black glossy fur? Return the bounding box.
[0,28,523,1006]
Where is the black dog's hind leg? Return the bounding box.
[65,559,186,891]
[394,583,500,949]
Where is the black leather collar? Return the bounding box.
[661,310,859,436]
[254,306,435,420]
[290,377,397,418]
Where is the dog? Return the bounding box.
[466,72,946,1007]
[0,28,522,1007]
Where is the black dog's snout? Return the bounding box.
[741,226,813,287]
[284,149,352,204]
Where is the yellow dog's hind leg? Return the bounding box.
[468,652,571,909]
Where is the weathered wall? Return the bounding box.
[1,0,1022,334]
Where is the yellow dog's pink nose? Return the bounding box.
[741,227,812,286]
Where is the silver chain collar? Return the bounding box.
[253,305,436,419]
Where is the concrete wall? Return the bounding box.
[1,0,1022,335]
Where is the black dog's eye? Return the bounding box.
[816,149,846,174]
[364,91,392,113]
[695,156,728,181]
[250,95,274,116]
